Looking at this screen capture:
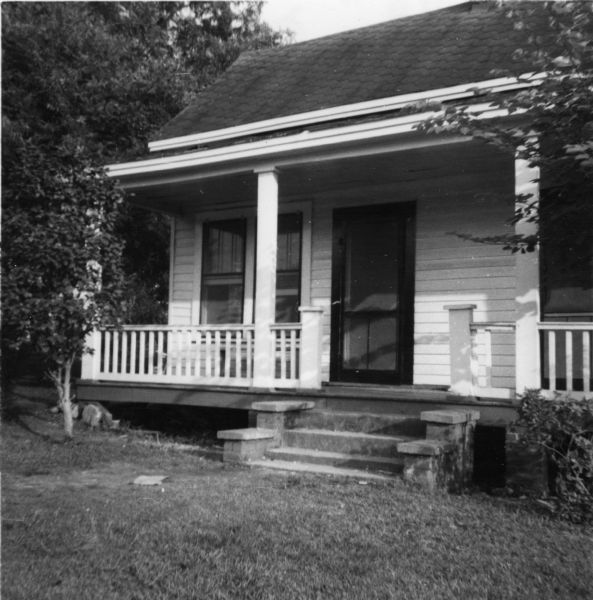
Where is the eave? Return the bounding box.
[108,102,525,187]
[147,74,544,153]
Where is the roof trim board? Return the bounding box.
[109,101,521,182]
[148,74,543,153]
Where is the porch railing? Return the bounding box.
[539,322,592,394]
[470,321,516,399]
[81,308,323,389]
[82,325,255,386]
[271,323,300,388]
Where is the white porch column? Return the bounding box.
[81,330,101,380]
[445,304,476,396]
[298,307,324,389]
[515,152,541,392]
[253,168,279,388]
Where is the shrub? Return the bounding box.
[515,390,593,523]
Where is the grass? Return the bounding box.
[2,400,593,600]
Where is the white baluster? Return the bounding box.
[148,330,155,376]
[112,330,119,374]
[566,330,573,391]
[583,331,591,394]
[205,331,212,377]
[279,330,286,380]
[223,331,231,377]
[139,331,146,375]
[175,330,182,376]
[130,330,137,375]
[290,329,297,380]
[156,331,164,375]
[104,331,111,375]
[194,331,201,377]
[548,330,556,391]
[214,330,221,377]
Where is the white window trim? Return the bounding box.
[191,201,312,325]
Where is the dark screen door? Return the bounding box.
[330,204,415,384]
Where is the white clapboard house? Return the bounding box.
[79,2,592,430]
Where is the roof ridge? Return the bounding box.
[240,1,482,61]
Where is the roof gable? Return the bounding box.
[153,2,547,143]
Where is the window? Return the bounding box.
[276,213,302,323]
[541,198,593,319]
[201,219,246,324]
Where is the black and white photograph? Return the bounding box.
[2,1,592,598]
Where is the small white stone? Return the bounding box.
[133,475,168,486]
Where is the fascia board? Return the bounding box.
[148,74,544,153]
[108,102,518,180]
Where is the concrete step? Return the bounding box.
[282,428,410,457]
[249,458,396,481]
[266,446,404,475]
[291,410,426,437]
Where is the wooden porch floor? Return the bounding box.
[77,380,518,426]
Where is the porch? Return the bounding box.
[96,128,592,410]
[79,317,593,421]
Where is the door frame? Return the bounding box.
[329,202,416,384]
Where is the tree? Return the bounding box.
[1,2,287,434]
[2,147,125,438]
[417,1,592,274]
[2,2,288,326]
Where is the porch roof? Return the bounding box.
[152,1,547,145]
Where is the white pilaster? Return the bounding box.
[444,304,476,396]
[298,307,324,389]
[515,152,541,392]
[253,168,279,388]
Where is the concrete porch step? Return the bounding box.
[266,446,404,475]
[282,428,411,457]
[291,410,426,437]
[248,458,396,481]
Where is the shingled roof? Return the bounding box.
[153,1,546,142]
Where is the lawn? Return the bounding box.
[2,399,592,600]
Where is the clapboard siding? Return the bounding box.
[414,188,516,386]
[168,216,195,325]
[307,170,517,386]
[164,149,519,392]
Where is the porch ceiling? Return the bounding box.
[125,140,511,214]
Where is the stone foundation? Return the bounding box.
[398,410,480,492]
[217,428,277,463]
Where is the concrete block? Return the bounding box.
[252,401,315,438]
[426,422,464,444]
[251,401,315,413]
[420,410,468,424]
[397,439,451,456]
[217,428,276,441]
[218,428,278,463]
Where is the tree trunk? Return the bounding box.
[49,357,75,439]
[62,360,74,439]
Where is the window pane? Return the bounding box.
[202,219,245,324]
[344,219,400,312]
[204,220,245,274]
[277,214,301,271]
[342,315,397,371]
[201,279,243,324]
[541,198,593,316]
[276,272,299,322]
[276,214,302,322]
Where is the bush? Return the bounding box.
[515,390,593,523]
